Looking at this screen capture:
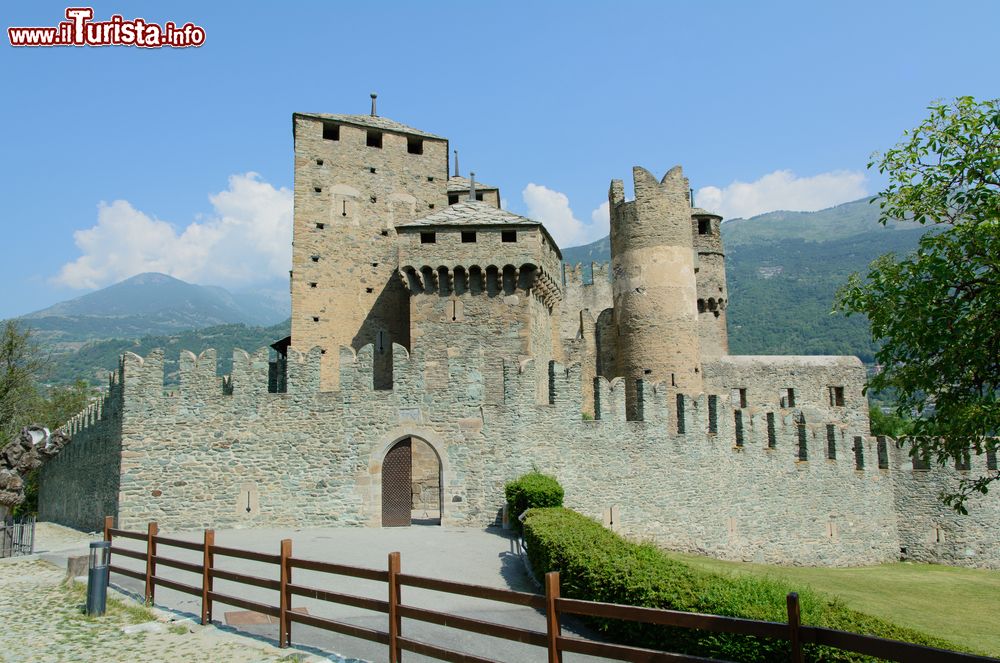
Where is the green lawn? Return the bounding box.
[666,553,1000,657]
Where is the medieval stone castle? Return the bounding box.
[38,102,999,568]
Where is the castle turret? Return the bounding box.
[692,208,728,356]
[610,166,702,417]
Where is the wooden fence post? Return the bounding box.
[279,539,292,648]
[787,592,803,663]
[103,515,114,542]
[388,551,401,663]
[545,571,562,663]
[145,521,158,605]
[201,529,214,625]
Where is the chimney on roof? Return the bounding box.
[370,93,377,117]
[468,172,476,202]
[453,150,459,177]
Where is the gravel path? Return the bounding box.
[0,559,324,663]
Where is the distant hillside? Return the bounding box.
[561,198,927,362]
[20,273,290,348]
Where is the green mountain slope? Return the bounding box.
[561,198,926,361]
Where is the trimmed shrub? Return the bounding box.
[504,471,563,531]
[523,507,964,662]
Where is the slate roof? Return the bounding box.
[447,175,498,193]
[294,113,445,140]
[400,201,537,228]
[691,207,723,218]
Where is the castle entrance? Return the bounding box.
[381,437,442,527]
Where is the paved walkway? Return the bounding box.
[37,523,608,662]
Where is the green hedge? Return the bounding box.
[504,471,564,531]
[523,507,964,662]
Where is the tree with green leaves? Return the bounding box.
[838,96,999,513]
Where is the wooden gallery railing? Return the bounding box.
[101,518,995,663]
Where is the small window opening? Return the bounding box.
[369,167,377,174]
[785,388,796,408]
[797,415,808,460]
[370,195,377,203]
[322,123,339,140]
[827,425,837,459]
[316,159,324,166]
[311,255,320,262]
[314,186,322,193]
[315,223,325,230]
[698,218,711,235]
[708,395,718,434]
[309,282,317,288]
[734,410,744,447]
[460,231,477,243]
[381,230,389,236]
[766,412,776,448]
[449,194,460,205]
[643,368,652,375]
[429,204,435,209]
[829,386,845,407]
[853,436,865,470]
[421,232,436,244]
[956,448,971,471]
[731,388,747,408]
[988,448,998,471]
[475,192,484,201]
[312,316,320,322]
[676,394,686,435]
[427,176,435,182]
[407,137,423,154]
[366,287,374,294]
[502,230,517,243]
[367,130,382,148]
[372,262,379,267]
[877,437,889,469]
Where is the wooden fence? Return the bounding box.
[102,518,995,663]
[0,515,35,558]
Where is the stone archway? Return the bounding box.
[379,435,442,527]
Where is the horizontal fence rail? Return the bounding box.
[100,517,998,663]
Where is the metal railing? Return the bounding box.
[0,516,35,558]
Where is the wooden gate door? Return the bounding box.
[382,439,412,527]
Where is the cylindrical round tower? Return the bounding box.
[692,208,729,357]
[610,166,703,418]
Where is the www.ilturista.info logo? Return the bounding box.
[8,7,205,48]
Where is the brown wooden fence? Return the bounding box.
[102,518,995,663]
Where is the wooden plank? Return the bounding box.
[397,637,498,663]
[210,567,280,591]
[545,572,562,663]
[398,573,546,609]
[287,610,390,645]
[286,583,389,613]
[145,522,158,604]
[556,635,727,662]
[801,626,999,663]
[398,604,548,647]
[110,546,146,561]
[555,598,787,640]
[388,551,401,663]
[287,557,389,582]
[108,528,147,541]
[208,591,280,618]
[279,538,291,649]
[153,535,204,552]
[201,529,214,626]
[153,575,202,597]
[210,544,280,565]
[787,592,802,663]
[154,554,203,575]
[109,564,146,581]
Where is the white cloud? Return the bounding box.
[522,183,607,248]
[695,170,867,220]
[54,173,292,289]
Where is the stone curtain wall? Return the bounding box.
[38,375,124,531]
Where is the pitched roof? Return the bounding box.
[447,175,498,193]
[294,112,445,140]
[691,207,723,218]
[400,201,537,228]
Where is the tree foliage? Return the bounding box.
[837,97,1000,512]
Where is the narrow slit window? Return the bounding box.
[766,412,776,448]
[322,123,339,140]
[676,394,686,435]
[877,438,889,469]
[407,137,423,154]
[827,424,837,459]
[502,230,517,243]
[461,231,477,243]
[420,232,436,244]
[853,436,865,470]
[367,130,382,148]
[785,388,796,408]
[988,448,998,471]
[797,416,808,460]
[734,410,744,447]
[708,395,718,434]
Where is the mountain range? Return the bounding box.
[15,197,927,385]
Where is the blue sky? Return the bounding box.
[2,0,998,318]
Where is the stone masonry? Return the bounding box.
[38,104,1000,568]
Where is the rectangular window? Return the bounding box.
[731,387,748,408]
[407,137,423,154]
[420,232,436,244]
[698,218,710,234]
[708,395,718,434]
[786,388,796,408]
[315,223,325,230]
[956,449,971,471]
[853,436,865,470]
[461,231,477,243]
[502,230,517,243]
[476,192,484,201]
[367,130,382,148]
[877,437,889,469]
[448,194,460,205]
[988,448,998,471]
[797,416,808,460]
[829,386,845,407]
[766,412,776,449]
[734,410,744,447]
[826,424,837,459]
[322,122,339,140]
[676,394,686,435]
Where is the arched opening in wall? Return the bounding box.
[381,437,442,527]
[453,267,468,295]
[502,265,517,295]
[468,266,483,295]
[485,266,500,297]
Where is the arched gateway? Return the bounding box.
[381,436,442,527]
